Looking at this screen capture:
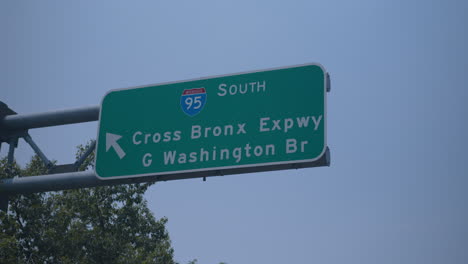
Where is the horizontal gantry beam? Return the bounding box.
[0,171,154,194]
[0,147,330,195]
[0,105,100,130]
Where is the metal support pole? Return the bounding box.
[74,140,96,169]
[6,137,18,175]
[7,138,16,165]
[22,133,53,168]
[0,105,100,130]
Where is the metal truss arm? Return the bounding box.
[22,133,53,168]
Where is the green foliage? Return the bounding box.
[0,140,175,263]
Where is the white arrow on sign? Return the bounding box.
[106,133,126,159]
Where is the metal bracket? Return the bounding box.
[48,164,77,174]
[326,73,331,93]
[325,147,331,166]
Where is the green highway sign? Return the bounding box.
[95,63,329,180]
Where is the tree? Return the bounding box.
[0,141,175,263]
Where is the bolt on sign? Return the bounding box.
[95,63,329,180]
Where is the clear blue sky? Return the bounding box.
[1,1,467,263]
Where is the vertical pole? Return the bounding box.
[7,138,16,165]
[2,139,16,212]
[0,143,8,211]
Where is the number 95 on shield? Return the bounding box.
[180,88,207,117]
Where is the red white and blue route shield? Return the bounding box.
[180,88,207,117]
